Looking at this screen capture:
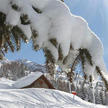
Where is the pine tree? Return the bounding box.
[0,0,108,93]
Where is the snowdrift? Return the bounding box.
[0,88,106,108]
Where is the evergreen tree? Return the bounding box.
[0,0,108,93]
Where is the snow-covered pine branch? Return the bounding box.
[0,0,108,89]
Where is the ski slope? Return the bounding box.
[0,88,107,108]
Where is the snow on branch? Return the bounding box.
[0,0,108,88]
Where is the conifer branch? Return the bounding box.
[49,38,58,48]
[32,6,42,14]
[58,45,63,61]
[20,14,30,25]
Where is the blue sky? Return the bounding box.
[6,0,108,69]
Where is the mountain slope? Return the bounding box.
[0,59,46,80]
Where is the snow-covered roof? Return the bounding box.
[12,72,43,88]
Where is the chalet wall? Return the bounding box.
[33,78,49,88]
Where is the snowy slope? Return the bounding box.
[0,78,14,89]
[0,88,106,108]
[0,59,47,80]
[0,58,10,66]
[0,71,107,107]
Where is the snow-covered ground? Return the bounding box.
[0,88,107,108]
[0,78,107,108]
[0,0,108,107]
[0,78,14,89]
[0,75,107,107]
